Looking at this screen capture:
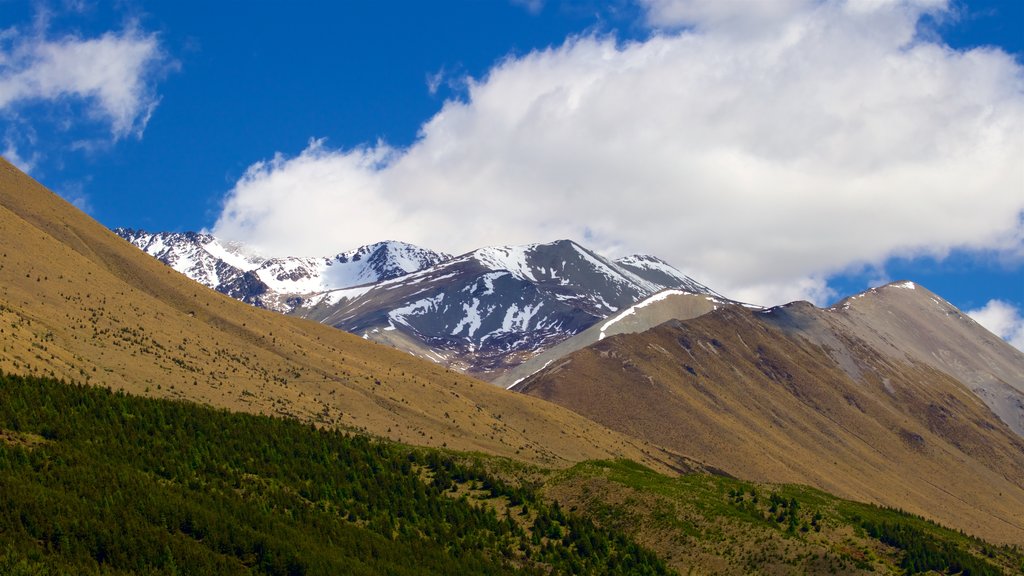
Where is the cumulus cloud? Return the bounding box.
[213,0,1024,306]
[968,300,1024,351]
[214,140,408,256]
[0,21,167,140]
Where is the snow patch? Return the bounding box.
[389,294,446,326]
[451,299,483,338]
[203,238,265,271]
[599,289,689,340]
[500,302,543,333]
[473,244,538,281]
[302,284,377,308]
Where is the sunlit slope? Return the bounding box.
[517,298,1024,544]
[0,157,685,472]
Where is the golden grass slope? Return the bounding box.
[517,302,1024,544]
[0,157,691,473]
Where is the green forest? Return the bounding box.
[0,372,668,575]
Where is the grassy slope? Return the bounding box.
[544,459,1022,575]
[0,157,687,473]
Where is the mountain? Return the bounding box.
[116,230,722,380]
[514,283,1024,545]
[115,228,450,312]
[296,239,722,379]
[4,157,1022,567]
[0,156,689,472]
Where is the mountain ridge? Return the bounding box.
[116,228,451,312]
[116,228,725,380]
[299,238,725,379]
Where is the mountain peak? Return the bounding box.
[294,239,725,379]
[829,279,942,313]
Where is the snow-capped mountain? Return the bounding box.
[114,229,450,312]
[116,229,723,379]
[296,239,722,378]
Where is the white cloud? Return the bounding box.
[213,0,1024,307]
[967,299,1024,352]
[426,68,445,96]
[0,21,167,139]
[213,139,405,257]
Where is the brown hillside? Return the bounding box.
[0,157,690,473]
[517,302,1024,544]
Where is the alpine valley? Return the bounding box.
[3,157,1024,575]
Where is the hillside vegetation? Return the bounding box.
[545,460,1022,575]
[2,373,1019,575]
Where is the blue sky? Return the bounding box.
[1,0,1022,346]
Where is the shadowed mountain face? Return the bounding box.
[297,240,721,379]
[0,157,693,473]
[516,288,1024,544]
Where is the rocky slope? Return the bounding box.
[494,289,735,388]
[824,281,1024,436]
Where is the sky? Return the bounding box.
[1,0,1022,349]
